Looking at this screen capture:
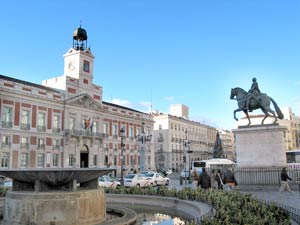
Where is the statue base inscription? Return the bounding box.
[233,125,287,167]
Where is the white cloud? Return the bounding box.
[164,96,174,101]
[110,99,133,108]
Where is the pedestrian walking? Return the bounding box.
[198,168,211,190]
[215,169,223,190]
[222,167,237,191]
[191,168,199,189]
[210,169,218,190]
[279,167,293,193]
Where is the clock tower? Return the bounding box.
[61,26,102,102]
[64,26,94,80]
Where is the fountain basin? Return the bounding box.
[0,168,114,191]
[3,189,106,225]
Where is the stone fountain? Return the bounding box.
[0,168,114,225]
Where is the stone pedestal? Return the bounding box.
[3,189,106,225]
[233,125,287,167]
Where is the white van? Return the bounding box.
[191,158,234,175]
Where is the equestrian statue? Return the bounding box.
[230,77,283,126]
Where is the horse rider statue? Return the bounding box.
[245,77,261,112]
[230,77,283,126]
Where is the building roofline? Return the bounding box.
[0,74,60,93]
[102,101,145,114]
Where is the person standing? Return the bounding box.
[210,169,217,190]
[215,169,223,190]
[222,167,237,191]
[191,168,199,189]
[279,167,292,192]
[198,168,211,190]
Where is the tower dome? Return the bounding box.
[73,26,88,50]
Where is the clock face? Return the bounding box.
[68,62,75,71]
[83,60,90,73]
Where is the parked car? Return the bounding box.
[143,172,170,186]
[98,175,120,189]
[166,169,173,175]
[124,174,148,188]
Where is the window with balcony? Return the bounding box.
[37,112,46,131]
[37,153,44,167]
[103,123,109,137]
[136,128,141,136]
[53,154,59,167]
[53,139,60,150]
[38,138,45,149]
[129,127,134,139]
[69,154,75,166]
[21,137,29,149]
[21,153,28,168]
[69,117,76,130]
[0,152,9,168]
[1,136,10,148]
[130,155,134,166]
[53,115,60,133]
[112,124,118,138]
[21,110,30,130]
[1,107,12,128]
[92,121,98,133]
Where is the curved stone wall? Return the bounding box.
[106,194,213,223]
[3,189,105,225]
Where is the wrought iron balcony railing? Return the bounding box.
[21,123,30,130]
[1,142,11,148]
[21,143,29,149]
[38,144,45,149]
[1,121,12,128]
[64,129,106,138]
[52,127,61,133]
[37,125,46,132]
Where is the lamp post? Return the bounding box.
[184,129,192,184]
[137,122,152,173]
[120,127,125,186]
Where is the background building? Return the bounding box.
[0,26,154,175]
[152,105,234,172]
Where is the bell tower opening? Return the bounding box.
[73,26,88,50]
[80,144,89,168]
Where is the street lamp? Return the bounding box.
[137,122,152,173]
[184,129,192,184]
[120,127,125,186]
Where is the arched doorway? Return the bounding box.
[80,145,89,168]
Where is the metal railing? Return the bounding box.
[234,167,300,185]
[64,129,105,138]
[20,123,30,130]
[37,125,46,131]
[1,121,12,128]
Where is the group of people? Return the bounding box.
[191,167,238,191]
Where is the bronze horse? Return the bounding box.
[230,87,283,126]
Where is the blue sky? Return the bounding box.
[1,0,300,130]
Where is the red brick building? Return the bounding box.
[0,26,154,175]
